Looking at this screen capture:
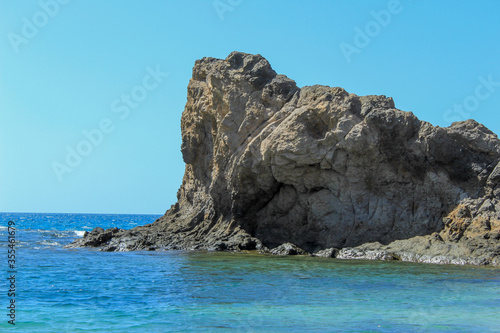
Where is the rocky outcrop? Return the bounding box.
[66,52,500,265]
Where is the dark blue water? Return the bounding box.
[1,212,499,332]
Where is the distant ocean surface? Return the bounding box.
[1,212,500,332]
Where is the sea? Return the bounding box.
[1,212,499,332]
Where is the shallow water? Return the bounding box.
[1,213,499,332]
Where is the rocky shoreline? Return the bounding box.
[67,223,499,266]
[66,52,500,266]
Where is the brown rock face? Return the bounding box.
[67,52,500,265]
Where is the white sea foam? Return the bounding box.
[40,240,60,246]
[74,230,85,237]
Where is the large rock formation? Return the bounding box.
[67,52,500,265]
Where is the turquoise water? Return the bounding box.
[1,213,500,332]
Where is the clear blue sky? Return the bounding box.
[1,0,499,214]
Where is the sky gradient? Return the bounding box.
[1,0,500,214]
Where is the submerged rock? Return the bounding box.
[66,52,500,266]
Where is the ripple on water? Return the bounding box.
[2,213,499,332]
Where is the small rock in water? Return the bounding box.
[312,248,339,258]
[270,243,308,256]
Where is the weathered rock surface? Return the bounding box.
[66,52,500,265]
[270,243,308,256]
[312,248,339,258]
